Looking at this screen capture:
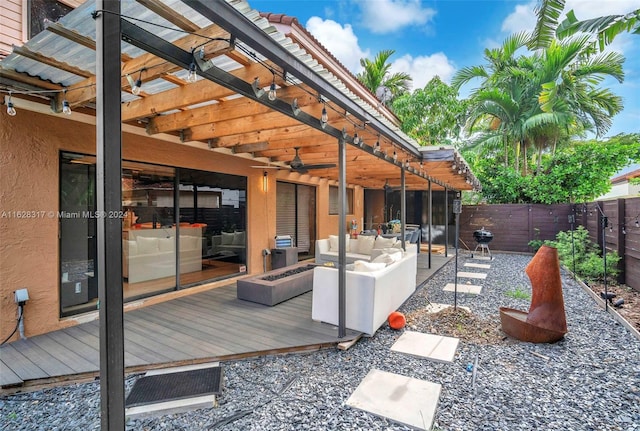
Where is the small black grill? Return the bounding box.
[471,228,493,259]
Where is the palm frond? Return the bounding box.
[529,0,566,50]
[451,66,488,90]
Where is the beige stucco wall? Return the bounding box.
[0,108,362,340]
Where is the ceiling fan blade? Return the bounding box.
[302,163,336,170]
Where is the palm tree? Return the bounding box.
[356,50,412,102]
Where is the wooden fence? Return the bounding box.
[458,197,640,292]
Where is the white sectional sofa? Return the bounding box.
[123,227,202,283]
[315,234,415,264]
[312,247,418,336]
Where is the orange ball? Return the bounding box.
[388,311,406,330]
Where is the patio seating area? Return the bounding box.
[0,252,451,389]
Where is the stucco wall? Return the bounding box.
[0,108,363,339]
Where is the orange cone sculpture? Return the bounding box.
[500,245,568,343]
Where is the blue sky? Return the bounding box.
[248,0,640,137]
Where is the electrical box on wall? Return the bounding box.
[14,288,29,304]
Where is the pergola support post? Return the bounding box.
[444,188,449,257]
[338,137,347,338]
[428,180,432,269]
[96,1,125,429]
[400,168,406,250]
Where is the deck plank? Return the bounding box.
[0,253,451,386]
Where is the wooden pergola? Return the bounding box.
[0,0,478,192]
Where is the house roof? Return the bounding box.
[0,0,479,191]
[611,168,640,184]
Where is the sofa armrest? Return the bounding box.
[315,239,331,255]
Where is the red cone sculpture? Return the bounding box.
[500,245,568,343]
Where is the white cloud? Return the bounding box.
[391,52,457,89]
[501,2,537,34]
[305,17,370,72]
[357,0,436,34]
[564,0,640,19]
[501,0,640,36]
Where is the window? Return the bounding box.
[329,186,353,215]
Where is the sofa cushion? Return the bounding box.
[329,234,350,252]
[232,231,245,245]
[157,237,175,252]
[125,240,138,257]
[353,260,387,273]
[180,235,200,251]
[137,237,159,254]
[355,234,375,255]
[371,251,403,266]
[221,232,235,245]
[373,236,396,250]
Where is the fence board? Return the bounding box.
[460,197,638,292]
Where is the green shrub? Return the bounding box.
[543,226,620,284]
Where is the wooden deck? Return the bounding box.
[0,252,452,389]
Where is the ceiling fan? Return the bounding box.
[289,147,336,174]
[383,179,401,191]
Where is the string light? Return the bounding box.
[393,151,397,162]
[186,62,198,83]
[267,76,277,101]
[320,105,328,124]
[62,90,71,115]
[6,92,16,116]
[373,138,380,154]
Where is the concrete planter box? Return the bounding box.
[237,263,315,306]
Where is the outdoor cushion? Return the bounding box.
[352,260,386,273]
[221,232,235,245]
[137,236,159,254]
[373,236,396,249]
[232,231,245,245]
[157,237,175,252]
[355,234,375,255]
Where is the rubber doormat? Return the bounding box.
[125,366,223,407]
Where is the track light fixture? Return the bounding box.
[6,92,16,116]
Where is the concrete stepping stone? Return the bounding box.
[391,331,459,363]
[457,271,487,279]
[424,302,471,314]
[346,368,441,431]
[443,283,482,294]
[464,262,491,269]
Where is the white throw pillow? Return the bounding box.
[371,253,394,266]
[353,260,387,273]
[232,231,245,245]
[180,235,200,251]
[221,232,234,245]
[356,235,375,255]
[329,234,350,252]
[136,237,158,254]
[157,237,175,252]
[373,236,397,250]
[124,240,137,257]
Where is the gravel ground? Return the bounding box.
[2,253,639,431]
